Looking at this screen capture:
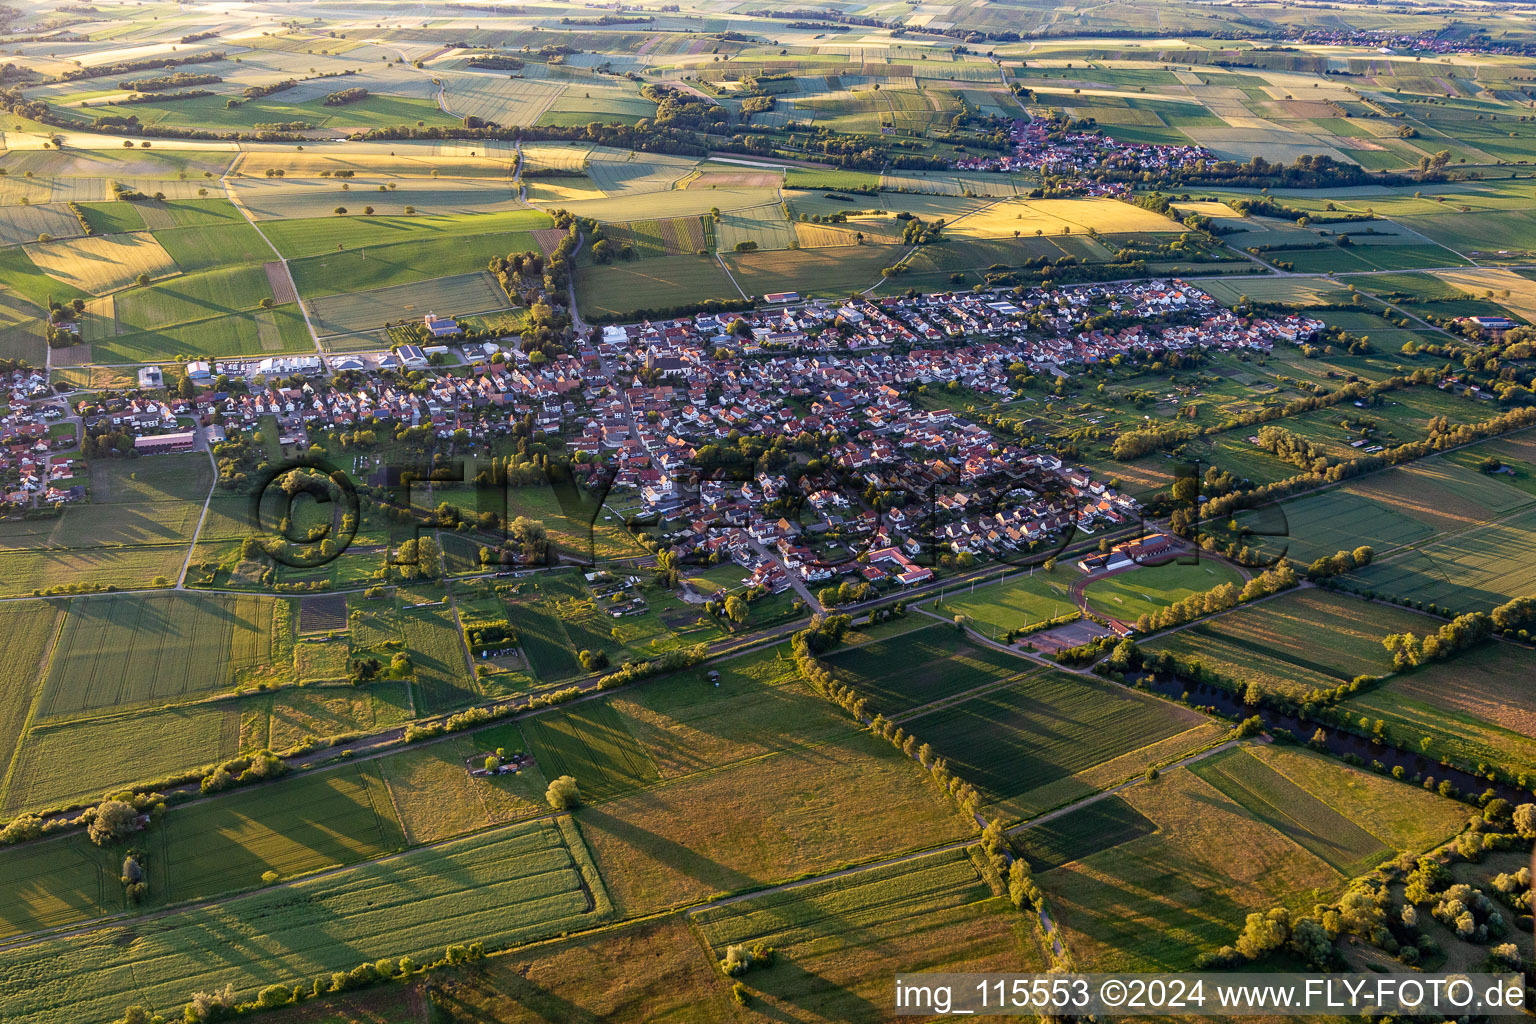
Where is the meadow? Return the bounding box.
[154,762,404,903]
[519,700,661,801]
[307,271,509,337]
[376,722,550,845]
[24,232,178,294]
[573,254,738,320]
[904,670,1207,821]
[399,601,478,715]
[0,830,122,940]
[1347,505,1536,611]
[578,730,973,916]
[691,847,1043,1022]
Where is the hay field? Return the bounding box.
[227,176,522,220]
[0,817,607,1024]
[441,73,566,126]
[585,149,702,196]
[234,147,516,179]
[519,142,592,173]
[946,197,1181,238]
[550,185,778,223]
[23,231,177,294]
[1431,267,1536,322]
[1033,750,1464,971]
[0,204,87,246]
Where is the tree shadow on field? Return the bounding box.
[576,805,756,901]
[431,967,607,1024]
[738,957,887,1024]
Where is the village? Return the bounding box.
[0,281,1323,596]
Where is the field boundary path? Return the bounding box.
[175,423,220,588]
[220,174,324,356]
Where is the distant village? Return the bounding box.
[1,281,1324,590]
[954,117,1215,178]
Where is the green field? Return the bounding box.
[1342,642,1536,778]
[0,831,123,940]
[821,621,1024,714]
[1034,746,1466,971]
[692,847,1042,1020]
[0,816,607,1024]
[520,700,661,801]
[1084,559,1246,624]
[1189,747,1389,874]
[906,669,1207,821]
[573,253,738,320]
[286,229,544,296]
[306,271,510,337]
[156,762,405,903]
[1347,505,1536,611]
[3,702,242,813]
[399,601,478,715]
[262,209,552,260]
[1144,590,1433,699]
[38,592,289,717]
[0,602,61,790]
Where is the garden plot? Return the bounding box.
[23,231,177,294]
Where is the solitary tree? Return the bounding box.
[546,774,581,810]
[87,799,140,846]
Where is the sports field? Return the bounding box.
[905,669,1208,821]
[1083,559,1245,623]
[930,567,1076,634]
[820,621,1024,714]
[0,817,607,1024]
[1144,590,1432,699]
